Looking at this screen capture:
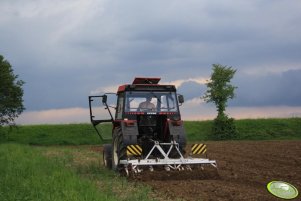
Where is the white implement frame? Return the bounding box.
[120,140,217,174]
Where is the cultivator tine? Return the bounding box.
[177,165,185,171]
[164,165,171,171]
[211,162,218,168]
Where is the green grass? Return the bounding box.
[235,118,301,140]
[0,143,153,201]
[184,120,212,141]
[1,118,301,145]
[185,118,301,141]
[0,123,112,145]
[0,144,108,201]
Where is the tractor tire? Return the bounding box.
[111,127,127,171]
[169,135,186,158]
[103,144,112,169]
[179,135,187,156]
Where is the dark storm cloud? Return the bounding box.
[1,0,301,111]
[177,81,206,101]
[175,69,301,107]
[230,69,301,107]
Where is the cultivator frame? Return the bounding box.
[120,140,217,175]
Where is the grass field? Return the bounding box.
[0,124,102,145]
[1,118,301,145]
[0,144,152,201]
[185,117,301,141]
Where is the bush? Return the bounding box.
[212,114,238,140]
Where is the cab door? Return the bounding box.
[115,94,124,120]
[88,95,114,126]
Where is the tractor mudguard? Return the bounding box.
[168,121,186,141]
[121,121,138,145]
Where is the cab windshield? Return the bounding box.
[125,91,179,112]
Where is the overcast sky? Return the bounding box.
[1,0,301,124]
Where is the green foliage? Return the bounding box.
[186,117,301,141]
[0,144,153,201]
[235,118,301,140]
[184,120,213,141]
[44,146,153,201]
[0,55,25,126]
[204,64,237,116]
[203,64,238,140]
[0,123,110,145]
[212,115,238,140]
[0,144,109,201]
[0,126,9,141]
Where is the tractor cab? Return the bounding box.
[114,78,184,143]
[89,77,185,143]
[116,77,183,118]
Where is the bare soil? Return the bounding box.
[93,141,301,201]
[142,141,301,201]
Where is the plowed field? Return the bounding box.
[129,141,301,201]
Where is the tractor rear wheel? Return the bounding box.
[179,135,187,156]
[103,144,112,169]
[169,135,186,158]
[112,128,126,171]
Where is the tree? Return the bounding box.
[0,55,25,126]
[203,64,238,140]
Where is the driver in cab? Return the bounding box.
[138,96,156,111]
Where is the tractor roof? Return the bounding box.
[132,77,161,84]
[117,77,176,93]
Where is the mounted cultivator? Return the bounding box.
[89,77,217,176]
[121,141,217,176]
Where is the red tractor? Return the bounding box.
[89,77,216,174]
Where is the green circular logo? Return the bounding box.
[267,181,299,199]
